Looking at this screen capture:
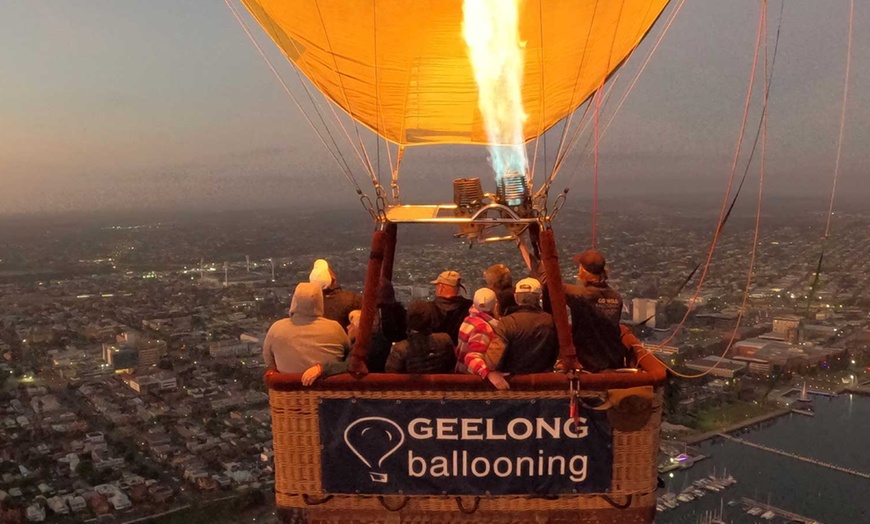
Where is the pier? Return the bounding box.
[740,497,821,524]
[718,433,870,480]
[680,408,790,445]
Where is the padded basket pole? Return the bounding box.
[348,227,387,375]
[539,227,579,371]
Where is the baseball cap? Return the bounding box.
[572,249,606,275]
[515,277,542,294]
[472,288,497,313]
[430,270,462,287]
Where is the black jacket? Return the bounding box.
[564,282,623,326]
[385,333,455,374]
[493,305,559,374]
[433,296,473,345]
[565,286,630,372]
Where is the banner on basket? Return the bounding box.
[318,398,612,495]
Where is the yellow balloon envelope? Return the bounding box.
[241,0,670,146]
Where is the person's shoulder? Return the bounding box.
[267,318,291,332]
[564,283,584,295]
[431,332,453,346]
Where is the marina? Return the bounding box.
[656,395,870,523]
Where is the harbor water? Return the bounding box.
[655,394,870,523]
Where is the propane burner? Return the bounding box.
[496,171,531,217]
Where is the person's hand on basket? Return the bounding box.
[486,371,510,390]
[301,364,323,386]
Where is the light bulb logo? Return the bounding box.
[343,417,405,483]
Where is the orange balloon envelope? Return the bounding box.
[241,0,670,146]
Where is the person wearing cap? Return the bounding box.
[262,282,351,385]
[385,300,455,374]
[488,278,559,375]
[567,249,623,325]
[565,249,631,372]
[346,280,408,373]
[456,288,508,389]
[429,270,473,345]
[483,263,518,316]
[309,258,362,331]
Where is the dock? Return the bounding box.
[740,497,821,524]
[718,433,870,480]
[680,408,790,445]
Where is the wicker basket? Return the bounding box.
[267,364,664,524]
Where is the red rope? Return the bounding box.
[591,87,602,248]
[648,1,767,352]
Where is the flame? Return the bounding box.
[463,0,528,179]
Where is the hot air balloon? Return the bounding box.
[235,1,670,522]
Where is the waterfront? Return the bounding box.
[657,394,870,523]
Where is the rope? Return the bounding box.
[645,0,767,354]
[648,0,775,379]
[554,0,687,190]
[591,87,602,248]
[313,0,380,190]
[223,0,364,195]
[551,0,603,177]
[806,0,854,315]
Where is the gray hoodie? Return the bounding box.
[262,282,351,373]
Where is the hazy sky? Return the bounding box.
[1,1,868,215]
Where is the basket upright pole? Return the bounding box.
[381,222,398,282]
[349,226,387,376]
[539,226,580,372]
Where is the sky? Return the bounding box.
[1,0,868,216]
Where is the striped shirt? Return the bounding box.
[455,308,499,378]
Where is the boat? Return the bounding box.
[655,501,667,512]
[761,509,777,520]
[692,488,706,498]
[677,492,694,503]
[747,507,764,516]
[662,492,679,509]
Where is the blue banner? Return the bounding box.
[318,398,612,496]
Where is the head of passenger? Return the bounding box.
[407,300,439,334]
[289,282,324,321]
[309,258,337,291]
[347,309,362,340]
[472,288,497,316]
[483,264,512,292]
[431,270,463,298]
[514,278,543,309]
[573,249,608,286]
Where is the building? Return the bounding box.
[209,339,258,358]
[683,356,747,378]
[102,331,166,371]
[632,298,658,328]
[124,372,178,394]
[772,315,803,343]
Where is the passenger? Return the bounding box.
[564,249,631,372]
[566,249,623,325]
[429,270,473,345]
[456,288,509,390]
[309,258,363,331]
[483,263,518,316]
[262,282,351,385]
[385,300,455,374]
[348,280,408,373]
[489,278,559,375]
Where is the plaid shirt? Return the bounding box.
[455,307,499,378]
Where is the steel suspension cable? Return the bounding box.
[223,0,364,196]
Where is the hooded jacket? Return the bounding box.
[262,283,351,373]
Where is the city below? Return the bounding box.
[1,203,868,523]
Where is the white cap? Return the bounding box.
[309,259,332,290]
[515,277,542,295]
[348,309,362,328]
[472,288,497,313]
